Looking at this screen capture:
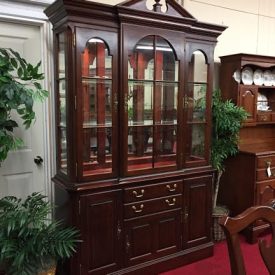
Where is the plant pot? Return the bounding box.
[213,206,229,242]
[37,264,56,275]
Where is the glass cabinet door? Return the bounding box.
[56,32,68,175]
[185,50,208,164]
[81,38,113,177]
[127,35,179,172]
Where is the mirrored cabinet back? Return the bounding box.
[45,0,225,274]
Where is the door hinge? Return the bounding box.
[79,263,82,275]
[78,199,81,215]
[73,32,76,47]
[74,95,77,110]
[75,162,78,176]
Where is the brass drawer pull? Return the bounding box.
[132,204,144,213]
[266,161,272,178]
[132,189,144,198]
[166,183,177,192]
[165,198,176,206]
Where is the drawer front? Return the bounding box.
[124,194,182,219]
[124,180,183,203]
[256,180,275,205]
[257,155,275,169]
[257,112,271,122]
[256,169,275,181]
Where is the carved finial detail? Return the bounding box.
[153,0,162,12]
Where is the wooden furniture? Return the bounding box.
[219,204,275,275]
[219,54,275,243]
[44,0,225,274]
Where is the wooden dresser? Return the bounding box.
[219,54,275,243]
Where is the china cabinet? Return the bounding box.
[219,53,275,243]
[45,0,225,274]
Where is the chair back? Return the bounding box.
[219,205,275,275]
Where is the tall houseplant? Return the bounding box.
[0,192,80,275]
[211,89,247,213]
[0,48,48,163]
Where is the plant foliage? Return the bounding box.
[0,192,80,275]
[0,48,48,163]
[211,89,248,209]
[211,89,248,172]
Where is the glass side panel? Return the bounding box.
[185,123,205,162]
[58,32,65,79]
[57,32,67,175]
[127,35,179,172]
[189,50,208,83]
[186,83,206,122]
[81,38,113,176]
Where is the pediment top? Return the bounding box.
[117,0,195,19]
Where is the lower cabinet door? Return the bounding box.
[80,190,122,275]
[183,175,212,248]
[124,210,181,266]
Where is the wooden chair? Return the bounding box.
[219,204,275,275]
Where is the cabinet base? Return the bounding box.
[110,242,214,275]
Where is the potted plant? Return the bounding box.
[211,89,247,240]
[0,48,48,163]
[0,192,80,275]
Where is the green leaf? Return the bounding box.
[10,57,18,68]
[0,76,9,83]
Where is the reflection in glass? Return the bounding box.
[156,37,178,81]
[186,83,206,122]
[189,50,207,83]
[128,80,153,126]
[81,38,113,175]
[129,36,154,81]
[82,79,112,126]
[57,32,67,174]
[58,32,65,79]
[82,127,112,175]
[127,35,178,171]
[186,124,205,161]
[155,125,177,168]
[157,82,178,124]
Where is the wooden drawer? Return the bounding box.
[124,180,183,203]
[257,112,271,122]
[256,168,275,181]
[124,194,182,219]
[257,155,275,169]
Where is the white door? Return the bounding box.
[0,21,49,199]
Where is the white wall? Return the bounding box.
[184,0,275,61]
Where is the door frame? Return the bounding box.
[0,0,55,201]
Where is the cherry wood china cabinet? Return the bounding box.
[45,0,225,274]
[219,54,275,243]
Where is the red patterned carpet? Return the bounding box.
[160,236,270,275]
